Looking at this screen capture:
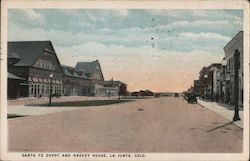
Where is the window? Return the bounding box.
[47,85,49,94]
[31,85,34,95]
[37,85,40,95]
[42,85,44,94]
[34,85,37,97]
[34,59,55,70]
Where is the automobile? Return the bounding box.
[186,93,197,103]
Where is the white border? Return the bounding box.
[1,0,249,161]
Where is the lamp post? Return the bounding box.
[49,74,53,106]
[233,49,241,121]
[204,74,208,100]
[118,84,121,100]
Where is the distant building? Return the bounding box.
[139,90,154,96]
[199,67,209,99]
[8,41,64,98]
[198,63,221,101]
[103,80,127,96]
[208,63,221,101]
[75,60,105,96]
[193,80,201,96]
[155,92,179,97]
[216,58,227,103]
[131,91,140,96]
[223,31,243,106]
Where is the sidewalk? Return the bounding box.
[198,99,243,128]
[8,105,84,117]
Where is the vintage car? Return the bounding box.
[186,92,197,103]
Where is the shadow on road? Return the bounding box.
[206,121,234,132]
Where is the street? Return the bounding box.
[8,97,243,153]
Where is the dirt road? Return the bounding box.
[8,97,243,153]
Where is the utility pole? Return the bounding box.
[233,49,241,121]
[211,71,214,102]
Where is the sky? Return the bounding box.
[8,9,243,92]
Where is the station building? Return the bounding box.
[8,41,64,98]
[8,41,128,99]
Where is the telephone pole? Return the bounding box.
[233,49,241,121]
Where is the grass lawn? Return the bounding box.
[39,99,133,107]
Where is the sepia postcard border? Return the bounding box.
[1,0,249,160]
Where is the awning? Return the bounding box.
[19,83,29,86]
[8,72,26,80]
[32,77,38,82]
[38,77,43,83]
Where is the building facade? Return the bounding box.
[199,67,209,99]
[8,41,64,98]
[61,65,92,96]
[198,64,221,101]
[8,41,128,99]
[192,31,244,107]
[193,80,201,97]
[75,60,105,96]
[102,80,127,96]
[223,31,243,106]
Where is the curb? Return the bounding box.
[197,101,243,129]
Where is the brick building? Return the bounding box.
[223,31,243,106]
[8,41,64,98]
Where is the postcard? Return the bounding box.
[1,0,249,161]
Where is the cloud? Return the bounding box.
[148,19,242,33]
[179,32,231,41]
[83,9,129,22]
[148,10,242,21]
[19,9,45,24]
[8,22,232,54]
[117,9,129,17]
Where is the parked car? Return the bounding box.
[186,93,197,103]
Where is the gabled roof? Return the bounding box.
[104,80,127,86]
[8,41,55,66]
[75,60,98,74]
[75,60,104,80]
[61,65,89,79]
[223,31,243,51]
[139,90,154,93]
[199,66,208,75]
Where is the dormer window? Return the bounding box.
[34,58,55,71]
